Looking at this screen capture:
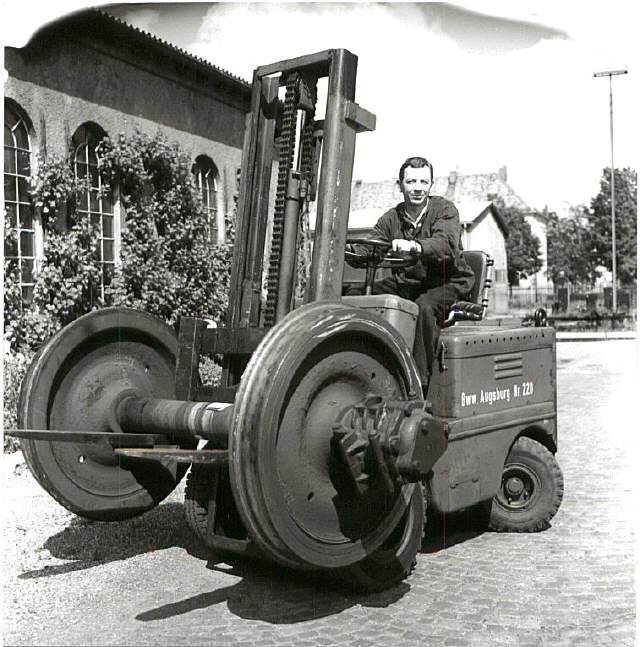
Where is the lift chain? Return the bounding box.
[264,73,318,326]
[295,75,318,303]
[264,73,299,327]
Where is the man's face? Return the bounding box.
[399,166,432,209]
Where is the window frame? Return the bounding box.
[72,123,120,300]
[193,155,224,245]
[4,101,43,304]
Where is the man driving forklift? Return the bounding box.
[347,156,475,392]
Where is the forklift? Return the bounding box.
[10,50,563,592]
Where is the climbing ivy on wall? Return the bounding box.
[3,130,234,444]
[98,130,234,327]
[4,129,233,352]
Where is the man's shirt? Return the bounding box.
[368,196,475,294]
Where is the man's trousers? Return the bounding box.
[347,275,460,389]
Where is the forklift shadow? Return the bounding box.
[18,501,410,623]
[422,505,489,553]
[135,557,410,624]
[18,502,210,580]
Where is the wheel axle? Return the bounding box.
[115,395,233,446]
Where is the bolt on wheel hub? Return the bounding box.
[505,476,525,498]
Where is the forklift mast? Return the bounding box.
[176,50,376,397]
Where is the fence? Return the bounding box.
[509,284,636,312]
[507,286,555,311]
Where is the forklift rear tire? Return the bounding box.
[338,484,425,593]
[488,436,563,532]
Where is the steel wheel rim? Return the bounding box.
[273,347,404,544]
[18,308,194,518]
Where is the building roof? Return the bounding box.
[433,171,531,212]
[25,9,251,99]
[457,200,509,238]
[350,179,401,211]
[95,10,250,88]
[350,168,531,215]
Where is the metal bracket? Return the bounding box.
[175,316,205,401]
[344,100,376,132]
[438,341,448,372]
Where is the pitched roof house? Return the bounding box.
[435,167,550,287]
[348,165,550,300]
[346,176,511,313]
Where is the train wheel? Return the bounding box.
[338,483,425,592]
[230,301,422,571]
[18,308,196,521]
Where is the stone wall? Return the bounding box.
[4,13,250,236]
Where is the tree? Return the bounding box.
[493,197,542,286]
[99,131,233,326]
[546,211,594,285]
[4,131,234,447]
[588,167,637,284]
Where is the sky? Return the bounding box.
[2,1,638,214]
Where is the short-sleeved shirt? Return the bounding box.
[368,197,475,295]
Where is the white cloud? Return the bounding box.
[115,7,160,34]
[187,3,637,211]
[4,1,637,212]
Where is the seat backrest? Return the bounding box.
[461,250,493,312]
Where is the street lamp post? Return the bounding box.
[593,69,628,313]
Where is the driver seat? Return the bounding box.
[443,251,494,326]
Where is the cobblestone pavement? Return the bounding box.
[3,341,637,646]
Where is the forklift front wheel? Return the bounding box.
[184,451,247,544]
[489,436,564,532]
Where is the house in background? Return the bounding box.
[346,179,510,313]
[433,167,550,289]
[4,9,250,302]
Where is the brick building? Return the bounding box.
[4,9,251,301]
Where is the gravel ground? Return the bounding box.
[3,340,638,646]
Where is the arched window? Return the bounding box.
[4,101,39,303]
[72,123,117,298]
[193,156,220,245]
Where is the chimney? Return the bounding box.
[445,170,457,200]
[498,165,507,183]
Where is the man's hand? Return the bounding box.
[391,239,421,254]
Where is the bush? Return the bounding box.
[3,347,32,452]
[100,131,233,326]
[3,130,235,451]
[4,153,104,353]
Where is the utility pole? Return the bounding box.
[593,69,627,313]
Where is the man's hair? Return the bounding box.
[398,157,434,183]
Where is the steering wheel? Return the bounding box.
[345,238,418,269]
[345,237,418,294]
